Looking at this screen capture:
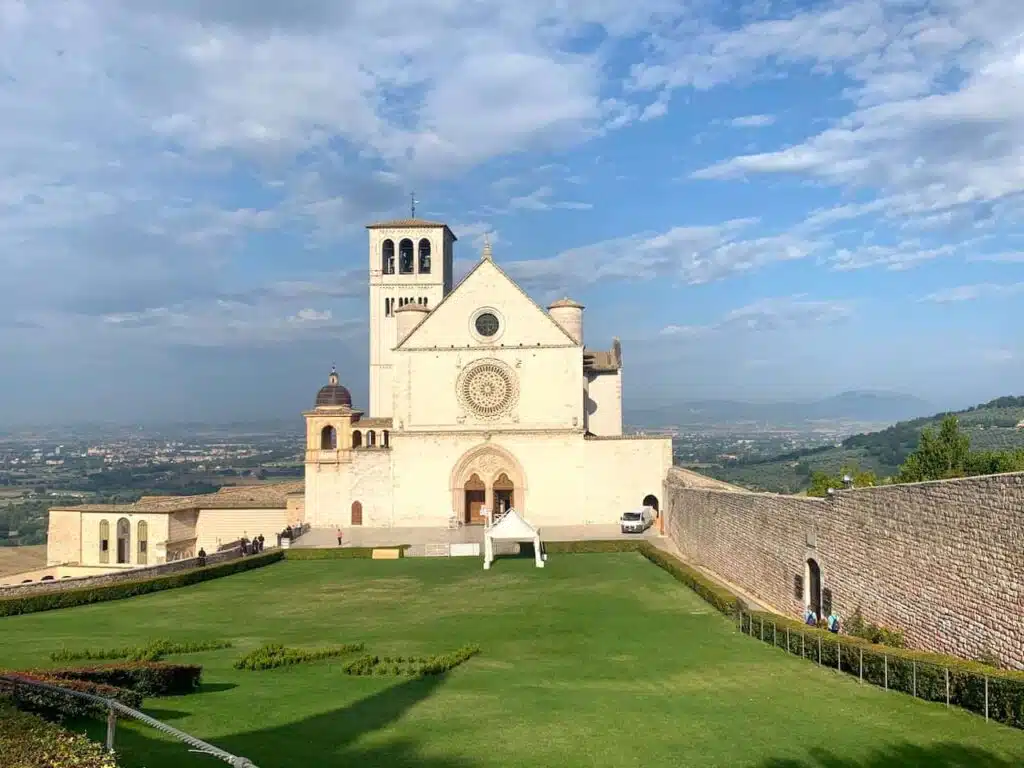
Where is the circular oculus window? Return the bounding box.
[458,361,518,418]
[474,311,500,338]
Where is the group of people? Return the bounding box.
[240,535,265,555]
[805,606,841,634]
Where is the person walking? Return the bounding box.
[336,527,343,547]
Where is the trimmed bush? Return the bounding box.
[283,546,410,560]
[40,662,203,697]
[343,646,481,677]
[51,639,232,663]
[0,551,283,617]
[0,698,119,767]
[234,643,365,671]
[738,611,1024,729]
[3,672,143,719]
[543,540,646,554]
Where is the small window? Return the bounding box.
[101,540,109,552]
[418,238,431,274]
[475,312,499,337]
[399,239,414,274]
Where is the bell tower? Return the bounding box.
[366,212,456,418]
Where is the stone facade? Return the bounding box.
[663,468,1024,668]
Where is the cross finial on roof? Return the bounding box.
[482,233,493,261]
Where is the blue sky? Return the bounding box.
[1,0,1021,425]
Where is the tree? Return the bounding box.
[806,463,878,497]
[896,415,971,483]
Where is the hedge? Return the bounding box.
[543,540,646,554]
[51,639,232,663]
[738,611,1024,729]
[2,672,143,719]
[343,645,481,677]
[0,698,119,768]
[39,662,203,697]
[0,551,283,617]
[283,545,410,560]
[234,643,365,671]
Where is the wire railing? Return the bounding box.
[736,611,1023,728]
[0,673,259,767]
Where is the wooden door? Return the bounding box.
[351,501,363,526]
[465,490,486,525]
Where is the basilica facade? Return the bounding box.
[302,218,672,528]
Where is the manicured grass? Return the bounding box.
[2,554,1023,768]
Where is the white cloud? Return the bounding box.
[507,186,592,211]
[727,114,776,128]
[659,295,855,337]
[919,282,1024,303]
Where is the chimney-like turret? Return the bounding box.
[395,302,430,345]
[548,297,584,345]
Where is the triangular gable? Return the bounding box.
[397,258,577,349]
[487,509,539,540]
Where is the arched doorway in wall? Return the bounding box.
[805,558,823,618]
[116,518,131,565]
[351,501,363,526]
[642,494,659,512]
[320,425,337,449]
[352,430,362,448]
[450,444,528,525]
[463,474,486,525]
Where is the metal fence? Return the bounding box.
[0,673,259,767]
[735,611,1020,728]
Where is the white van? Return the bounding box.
[620,508,654,534]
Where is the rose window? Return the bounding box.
[459,361,517,418]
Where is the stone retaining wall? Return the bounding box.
[0,547,244,599]
[663,469,1024,669]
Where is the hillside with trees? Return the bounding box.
[702,396,1024,493]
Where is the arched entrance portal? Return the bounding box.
[450,445,527,525]
[805,558,822,618]
[642,494,659,512]
[116,518,131,565]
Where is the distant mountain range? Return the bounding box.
[625,390,934,429]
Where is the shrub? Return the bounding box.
[283,546,410,560]
[233,643,365,671]
[51,639,232,663]
[844,607,906,648]
[343,646,480,677]
[543,540,645,554]
[39,662,203,697]
[738,611,1024,729]
[0,551,283,617]
[0,698,119,767]
[2,672,143,719]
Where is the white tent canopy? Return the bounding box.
[483,509,545,570]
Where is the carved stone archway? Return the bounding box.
[450,444,527,524]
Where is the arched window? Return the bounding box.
[367,430,376,447]
[320,425,337,450]
[382,239,395,274]
[99,519,110,564]
[418,238,432,273]
[399,239,414,274]
[137,520,148,565]
[352,430,362,448]
[116,518,131,565]
[382,430,390,448]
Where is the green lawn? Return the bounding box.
[3,554,1023,768]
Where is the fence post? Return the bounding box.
[859,648,863,683]
[106,707,117,752]
[817,635,822,665]
[837,642,842,671]
[773,622,777,648]
[912,661,917,698]
[985,676,989,722]
[786,626,790,653]
[760,618,764,642]
[945,667,949,707]
[884,654,888,690]
[801,632,805,659]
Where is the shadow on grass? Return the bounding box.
[761,742,1023,768]
[98,673,474,768]
[195,682,237,694]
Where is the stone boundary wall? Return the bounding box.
[663,468,1024,669]
[0,547,243,599]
